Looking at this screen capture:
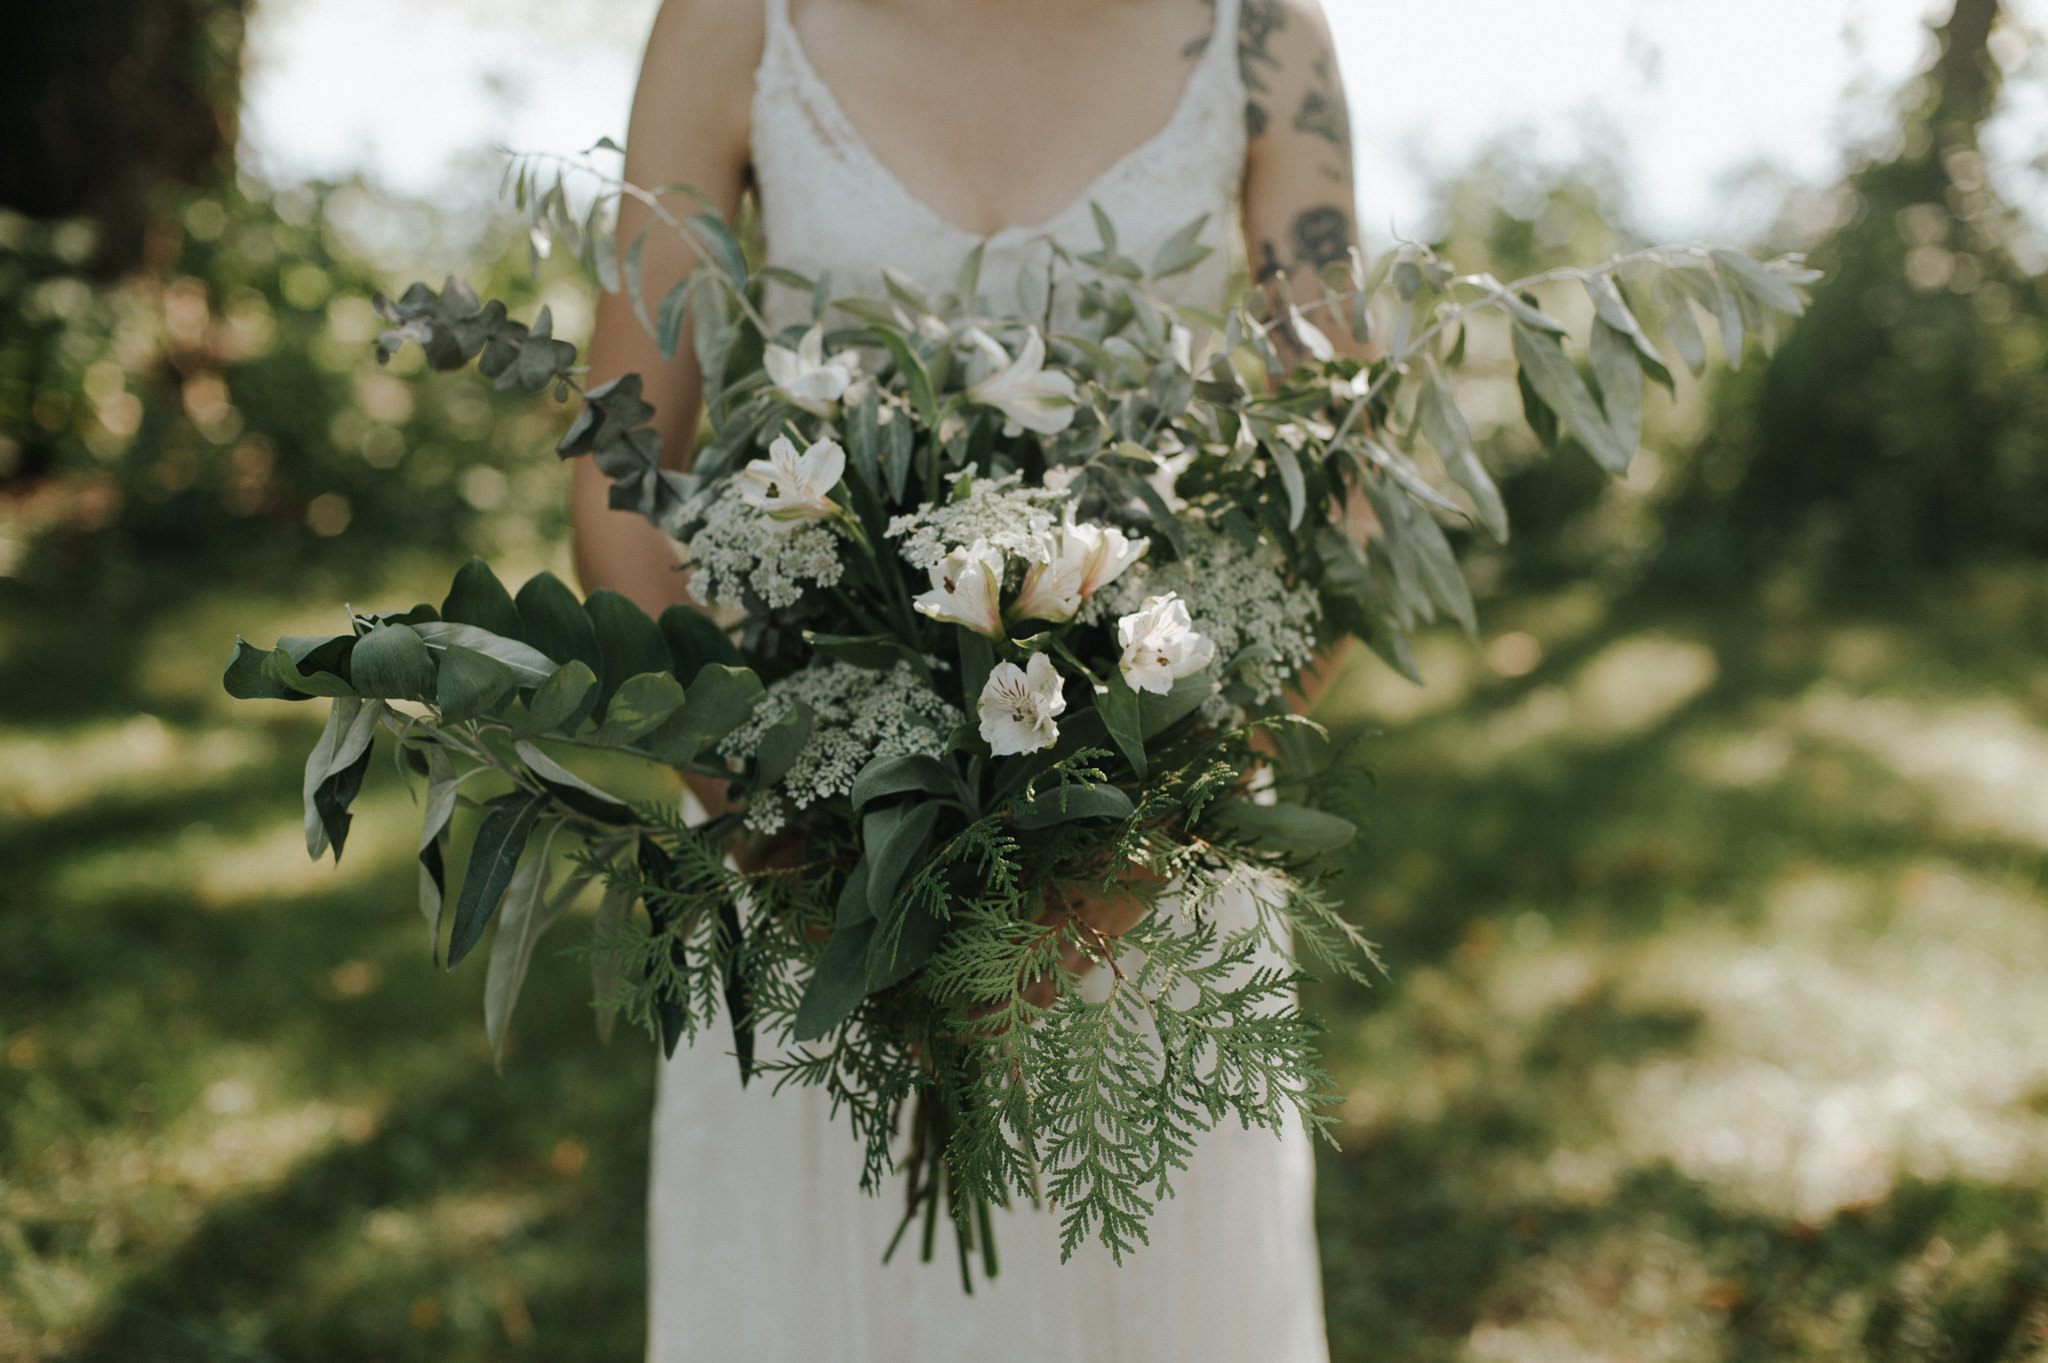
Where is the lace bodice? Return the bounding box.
[749,0,1246,334]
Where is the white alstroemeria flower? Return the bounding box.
[1116,593,1216,695]
[963,327,1077,436]
[764,326,861,417]
[740,435,846,522]
[1011,519,1149,623]
[1147,447,1197,513]
[913,540,1005,637]
[977,652,1067,756]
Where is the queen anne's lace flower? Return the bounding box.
[1086,527,1320,703]
[687,487,844,611]
[977,653,1067,755]
[718,661,960,809]
[887,473,1069,571]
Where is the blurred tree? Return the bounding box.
[1653,0,2048,603]
[0,0,248,277]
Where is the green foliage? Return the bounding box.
[0,181,567,599]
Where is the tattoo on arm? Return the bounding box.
[1255,205,1354,288]
[1293,54,1352,154]
[1203,0,1284,140]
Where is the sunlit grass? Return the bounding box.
[7,563,2048,1360]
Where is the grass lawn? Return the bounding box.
[5,561,2048,1360]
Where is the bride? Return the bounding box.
[570,0,1362,1358]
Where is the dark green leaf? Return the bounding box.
[440,558,523,638]
[659,604,741,682]
[515,572,602,675]
[836,858,874,926]
[851,755,954,809]
[591,671,687,746]
[1138,670,1214,738]
[752,702,816,789]
[584,588,670,718]
[1097,672,1146,781]
[350,624,437,701]
[655,278,691,360]
[413,622,558,686]
[1013,783,1133,829]
[514,740,638,824]
[224,638,307,701]
[863,801,941,921]
[956,629,994,724]
[646,664,765,765]
[265,646,355,698]
[447,791,547,968]
[792,919,876,1041]
[436,644,518,723]
[1204,799,1357,854]
[303,697,383,861]
[515,660,599,738]
[865,889,945,992]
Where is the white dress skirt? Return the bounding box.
[647,0,1330,1356]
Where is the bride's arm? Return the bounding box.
[1240,0,1366,712]
[571,0,763,619]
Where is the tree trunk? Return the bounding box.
[0,0,248,275]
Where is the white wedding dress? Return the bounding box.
[647,1,1330,1358]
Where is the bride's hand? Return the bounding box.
[1020,872,1161,1010]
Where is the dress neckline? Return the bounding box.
[766,0,1234,246]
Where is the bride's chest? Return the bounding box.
[785,0,1217,240]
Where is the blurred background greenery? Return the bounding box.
[4,0,2048,1359]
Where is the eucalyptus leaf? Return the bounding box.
[485,824,594,1063]
[872,326,938,429]
[440,558,523,638]
[591,671,687,746]
[1511,321,1631,475]
[446,791,548,968]
[850,754,955,809]
[687,211,749,289]
[1589,320,1642,459]
[1137,669,1215,738]
[1150,214,1213,279]
[515,660,598,738]
[863,801,941,922]
[223,638,307,701]
[658,604,741,683]
[515,572,602,678]
[584,588,670,718]
[513,739,638,824]
[1097,672,1146,781]
[1417,374,1508,542]
[419,745,459,960]
[303,696,384,861]
[1710,247,1806,317]
[646,664,765,765]
[792,918,876,1041]
[350,624,437,701]
[1655,274,1708,377]
[264,646,355,699]
[411,622,558,687]
[435,644,518,723]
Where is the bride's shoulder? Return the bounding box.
[643,0,770,83]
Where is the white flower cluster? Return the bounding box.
[886,473,1069,571]
[1087,529,1320,703]
[687,487,846,612]
[718,661,961,809]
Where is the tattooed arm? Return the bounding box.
[1237,0,1368,366]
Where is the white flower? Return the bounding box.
[978,652,1067,756]
[963,327,1077,435]
[913,540,1005,637]
[1117,593,1216,695]
[1011,519,1149,624]
[764,325,862,416]
[740,435,845,522]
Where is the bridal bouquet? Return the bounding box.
[222,159,1814,1285]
